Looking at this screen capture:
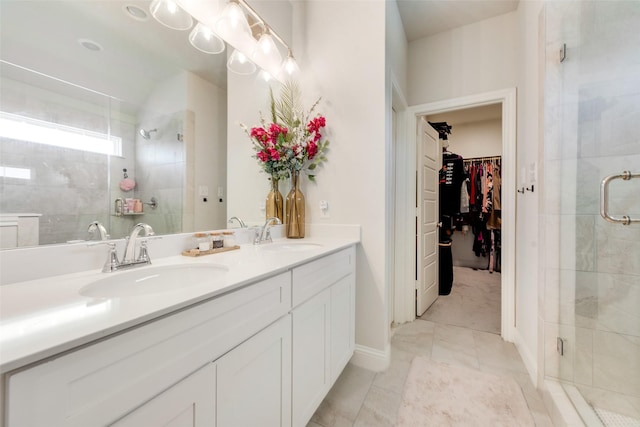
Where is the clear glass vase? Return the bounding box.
[285,170,305,238]
[265,177,284,223]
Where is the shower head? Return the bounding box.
[139,128,157,140]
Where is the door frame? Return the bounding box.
[393,88,517,342]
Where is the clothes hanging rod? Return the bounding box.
[463,155,502,163]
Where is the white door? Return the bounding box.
[416,118,439,316]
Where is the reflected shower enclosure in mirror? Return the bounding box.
[0,0,228,247]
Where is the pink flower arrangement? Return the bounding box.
[241,81,330,181]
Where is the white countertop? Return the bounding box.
[0,237,358,374]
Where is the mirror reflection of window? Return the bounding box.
[0,112,122,156]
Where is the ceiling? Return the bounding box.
[396,0,520,42]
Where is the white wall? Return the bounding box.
[386,0,408,97]
[300,0,389,361]
[408,12,518,105]
[226,1,390,366]
[515,0,544,381]
[186,73,227,231]
[434,118,502,158]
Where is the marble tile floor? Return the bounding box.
[419,266,501,335]
[307,267,554,427]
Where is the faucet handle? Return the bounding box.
[87,242,121,273]
[137,240,151,264]
[252,226,262,245]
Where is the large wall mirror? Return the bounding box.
[0,0,228,248]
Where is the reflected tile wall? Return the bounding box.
[0,140,110,244]
[133,110,185,237]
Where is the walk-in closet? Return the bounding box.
[420,103,503,335]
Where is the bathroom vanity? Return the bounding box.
[0,238,357,427]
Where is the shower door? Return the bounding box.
[543,1,640,425]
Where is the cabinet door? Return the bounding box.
[216,316,291,427]
[330,274,356,383]
[111,363,216,427]
[291,288,331,427]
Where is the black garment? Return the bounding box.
[439,152,465,215]
[438,242,453,295]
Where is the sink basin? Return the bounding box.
[259,242,323,252]
[80,263,227,298]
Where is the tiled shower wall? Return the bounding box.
[0,76,133,244]
[542,1,640,419]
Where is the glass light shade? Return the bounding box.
[189,23,225,54]
[252,31,282,72]
[258,70,273,83]
[281,52,300,80]
[227,49,256,75]
[214,1,253,50]
[150,0,193,30]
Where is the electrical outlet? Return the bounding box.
[320,200,329,218]
[259,201,266,211]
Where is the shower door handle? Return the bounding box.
[600,171,639,225]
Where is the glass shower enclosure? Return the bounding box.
[543,1,640,425]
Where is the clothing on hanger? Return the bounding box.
[440,151,465,215]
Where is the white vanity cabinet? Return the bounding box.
[291,247,356,427]
[217,315,292,427]
[111,362,216,427]
[5,272,291,427]
[115,315,292,427]
[3,243,357,427]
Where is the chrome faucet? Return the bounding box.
[254,217,281,244]
[228,216,247,228]
[122,223,155,264]
[87,221,109,240]
[89,223,160,273]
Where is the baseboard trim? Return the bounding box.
[512,328,538,387]
[349,344,390,372]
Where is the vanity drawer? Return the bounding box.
[292,246,355,307]
[6,271,292,427]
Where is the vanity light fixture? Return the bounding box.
[252,27,282,73]
[150,0,193,31]
[281,49,301,80]
[227,49,257,75]
[189,22,225,54]
[162,0,300,80]
[258,69,274,83]
[213,0,254,52]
